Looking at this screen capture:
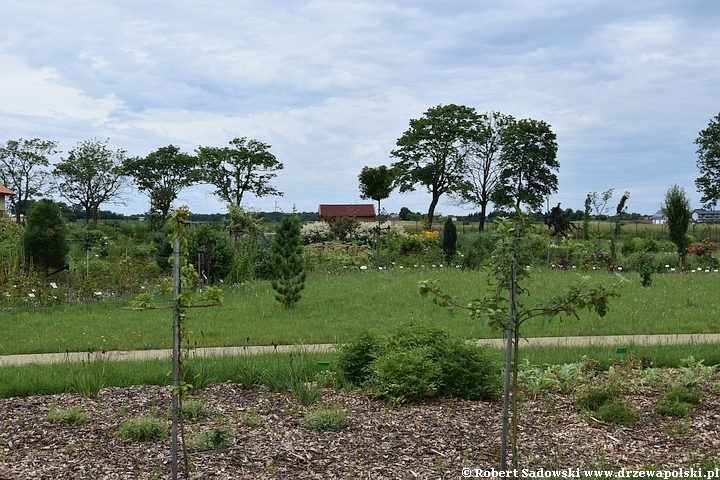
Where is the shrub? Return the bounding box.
[301,405,348,432]
[655,385,702,417]
[180,399,208,420]
[120,416,168,441]
[45,404,87,425]
[334,331,379,385]
[596,401,639,426]
[187,426,232,452]
[188,224,235,282]
[365,346,443,404]
[339,323,501,404]
[301,221,334,244]
[575,387,613,411]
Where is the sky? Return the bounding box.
[1,0,719,217]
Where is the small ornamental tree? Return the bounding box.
[23,199,69,279]
[270,214,307,309]
[442,217,457,264]
[420,210,624,470]
[663,184,692,269]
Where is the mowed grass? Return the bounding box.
[2,267,720,355]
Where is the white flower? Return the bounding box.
[28,293,35,298]
[50,282,57,289]
[360,265,368,270]
[671,268,676,272]
[617,267,623,271]
[94,291,103,296]
[665,265,670,268]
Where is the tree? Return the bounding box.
[442,217,457,264]
[0,138,59,222]
[613,191,630,238]
[420,210,623,469]
[391,104,480,228]
[197,137,283,207]
[270,214,307,309]
[455,111,514,232]
[23,199,69,279]
[588,189,614,234]
[358,165,395,217]
[491,118,559,211]
[663,184,691,269]
[121,145,201,227]
[695,113,720,207]
[581,194,592,240]
[53,139,127,224]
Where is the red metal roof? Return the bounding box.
[0,185,15,195]
[318,204,376,218]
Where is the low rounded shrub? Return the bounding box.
[337,323,501,405]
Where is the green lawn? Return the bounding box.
[2,267,719,355]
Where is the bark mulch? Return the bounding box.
[1,370,719,479]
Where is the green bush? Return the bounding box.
[188,224,236,282]
[301,405,348,432]
[334,331,380,385]
[365,346,442,404]
[338,323,501,405]
[575,387,613,411]
[45,404,87,425]
[656,385,702,417]
[596,401,639,426]
[120,416,168,441]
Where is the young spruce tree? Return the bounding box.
[270,214,307,308]
[442,217,457,264]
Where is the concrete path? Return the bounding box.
[2,333,719,367]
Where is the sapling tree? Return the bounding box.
[663,184,691,269]
[419,210,624,469]
[270,213,307,308]
[442,217,457,264]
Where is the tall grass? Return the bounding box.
[0,350,330,398]
[2,267,720,355]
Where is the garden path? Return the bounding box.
[2,333,719,366]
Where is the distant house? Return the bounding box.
[318,204,376,222]
[651,210,666,225]
[692,209,720,223]
[0,185,15,219]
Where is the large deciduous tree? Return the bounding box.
[454,111,513,232]
[0,138,59,222]
[122,145,201,226]
[197,137,283,207]
[391,104,479,228]
[695,113,720,207]
[23,199,69,279]
[492,118,559,211]
[53,139,127,224]
[663,184,691,269]
[358,165,395,219]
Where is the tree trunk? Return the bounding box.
[478,201,488,232]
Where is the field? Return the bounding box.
[2,267,720,356]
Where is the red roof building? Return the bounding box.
[318,204,376,222]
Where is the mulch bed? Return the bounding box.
[1,370,719,479]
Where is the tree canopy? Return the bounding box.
[53,139,127,224]
[122,145,201,224]
[491,118,559,211]
[695,113,720,208]
[0,138,59,222]
[358,165,395,217]
[391,104,479,228]
[454,111,513,231]
[197,137,283,207]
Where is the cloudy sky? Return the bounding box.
[2,0,719,217]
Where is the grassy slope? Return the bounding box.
[2,268,719,355]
